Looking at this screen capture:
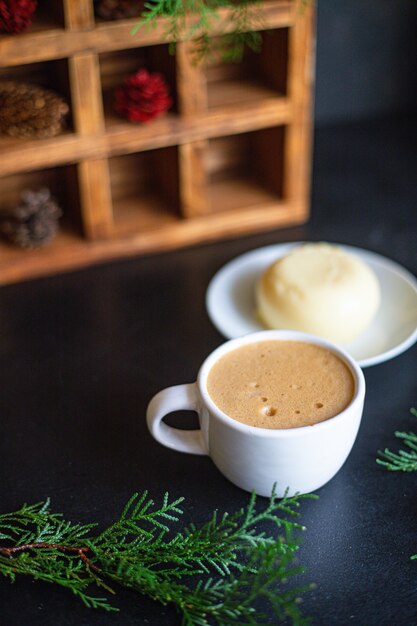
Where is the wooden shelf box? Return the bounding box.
[0,0,315,285]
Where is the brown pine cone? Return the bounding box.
[0,81,69,139]
[0,188,62,248]
[95,0,143,20]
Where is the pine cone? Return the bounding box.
[0,81,69,139]
[114,69,172,123]
[95,0,142,20]
[0,188,62,248]
[0,0,37,33]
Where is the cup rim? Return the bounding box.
[197,330,365,437]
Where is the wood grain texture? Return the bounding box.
[63,0,94,30]
[0,99,292,177]
[283,1,315,219]
[0,199,297,285]
[176,42,208,115]
[179,141,210,217]
[77,159,114,240]
[69,53,105,134]
[0,1,294,68]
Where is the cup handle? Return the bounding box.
[146,383,207,455]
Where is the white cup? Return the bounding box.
[146,330,365,497]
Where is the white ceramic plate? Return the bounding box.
[206,242,417,367]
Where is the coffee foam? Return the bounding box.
[207,340,355,429]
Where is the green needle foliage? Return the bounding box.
[377,407,417,563]
[377,408,417,471]
[0,488,315,625]
[131,0,311,62]
[131,0,266,63]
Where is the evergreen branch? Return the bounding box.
[377,407,417,565]
[377,408,417,471]
[0,489,315,624]
[199,0,264,65]
[131,0,266,63]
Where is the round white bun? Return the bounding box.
[256,243,381,344]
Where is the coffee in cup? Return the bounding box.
[206,340,355,429]
[146,330,365,497]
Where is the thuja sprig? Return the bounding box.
[377,407,417,565]
[377,408,417,471]
[0,488,315,625]
[131,0,265,63]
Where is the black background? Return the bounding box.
[315,0,417,123]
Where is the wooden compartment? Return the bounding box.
[0,0,315,285]
[206,127,285,213]
[0,165,85,283]
[0,0,67,34]
[0,58,74,149]
[0,165,79,218]
[109,147,180,238]
[99,44,178,131]
[32,0,66,31]
[205,29,289,110]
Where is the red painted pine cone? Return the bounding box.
[114,69,172,123]
[0,0,37,33]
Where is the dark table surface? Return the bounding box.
[1,113,416,626]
